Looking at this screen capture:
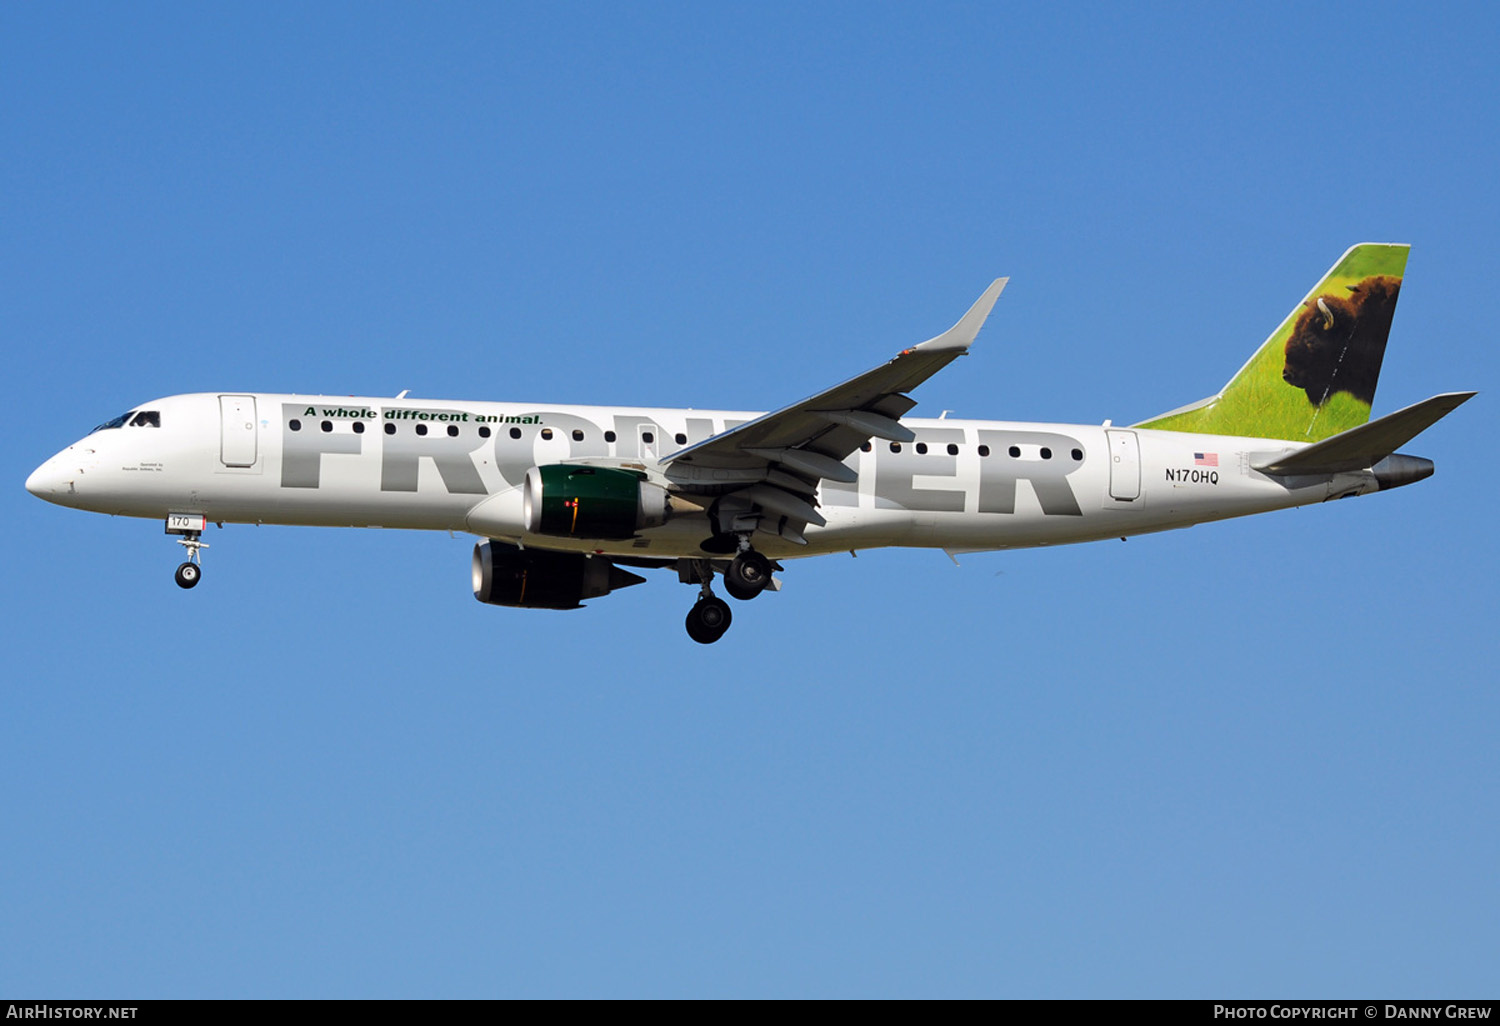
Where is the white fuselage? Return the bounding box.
[26,392,1377,559]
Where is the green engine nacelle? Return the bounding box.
[523,464,670,540]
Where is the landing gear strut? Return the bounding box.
[684,559,732,644]
[173,531,208,590]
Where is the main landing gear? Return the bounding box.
[724,549,773,601]
[682,542,778,643]
[685,560,733,644]
[685,593,733,645]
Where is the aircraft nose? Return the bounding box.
[26,456,74,500]
[26,461,59,497]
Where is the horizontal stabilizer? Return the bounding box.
[1252,391,1475,475]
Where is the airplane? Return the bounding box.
[26,243,1474,643]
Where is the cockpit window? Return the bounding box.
[92,411,134,433]
[129,410,160,427]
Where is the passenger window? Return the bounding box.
[860,442,872,453]
[889,442,901,453]
[1072,448,1083,461]
[1008,446,1021,458]
[642,432,654,444]
[289,419,302,432]
[541,428,553,440]
[605,430,617,443]
[448,425,459,437]
[385,423,396,435]
[915,442,928,454]
[978,445,990,457]
[674,433,687,445]
[353,422,365,434]
[1040,447,1052,460]
[416,424,428,436]
[573,429,585,442]
[479,426,491,438]
[510,427,522,439]
[321,421,333,433]
[947,444,959,456]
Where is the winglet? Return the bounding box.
[914,278,1008,353]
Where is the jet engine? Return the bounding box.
[472,540,646,609]
[523,464,669,540]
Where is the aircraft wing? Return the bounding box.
[661,278,1007,542]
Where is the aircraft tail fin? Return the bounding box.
[1137,243,1409,442]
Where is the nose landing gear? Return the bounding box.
[165,514,211,589]
[174,561,201,588]
[173,532,208,589]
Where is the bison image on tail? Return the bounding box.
[1282,275,1401,406]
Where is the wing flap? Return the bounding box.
[744,447,859,483]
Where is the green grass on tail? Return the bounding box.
[1147,331,1373,439]
[1332,245,1407,280]
[1145,384,1371,441]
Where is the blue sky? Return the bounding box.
[4,2,1496,997]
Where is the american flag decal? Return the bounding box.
[1194,452,1219,467]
